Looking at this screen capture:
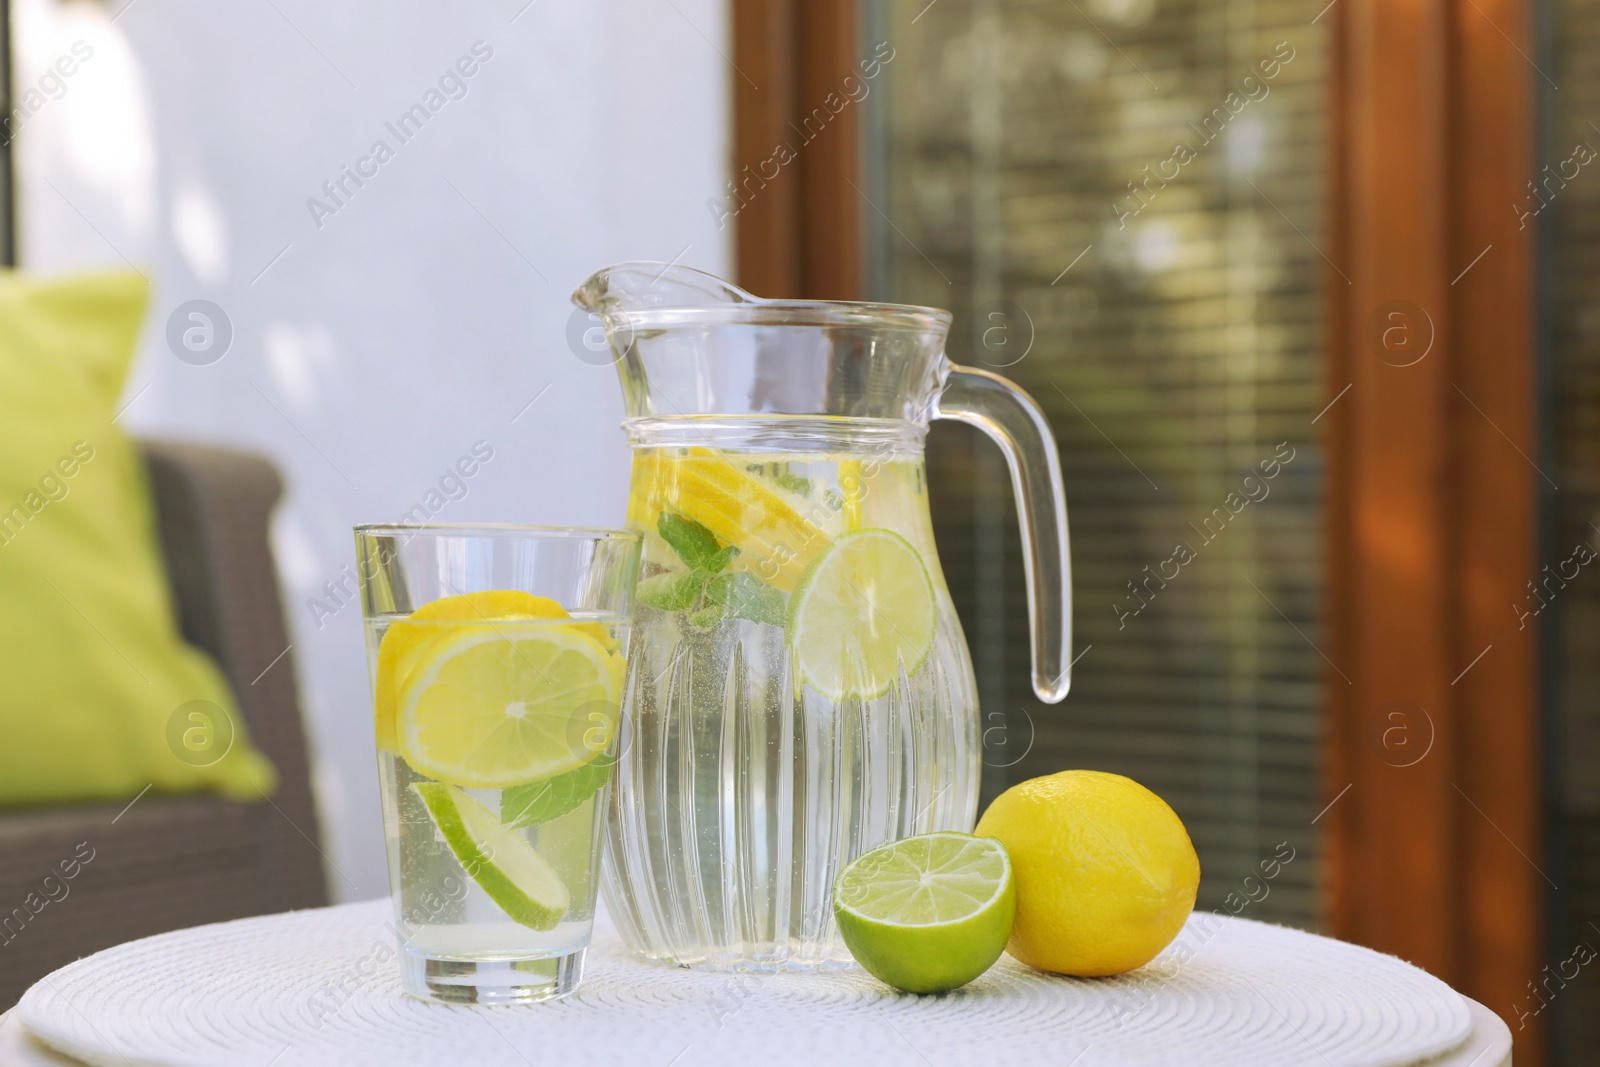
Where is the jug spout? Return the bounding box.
[572,261,761,319]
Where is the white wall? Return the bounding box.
[15,0,731,900]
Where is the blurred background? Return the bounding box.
[0,0,1584,1061]
[10,0,729,907]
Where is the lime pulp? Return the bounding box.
[833,831,1016,993]
[414,782,570,931]
[787,528,937,701]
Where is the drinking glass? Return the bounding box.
[354,525,641,1004]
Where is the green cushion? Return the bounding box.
[0,270,275,806]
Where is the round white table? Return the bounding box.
[0,900,1512,1067]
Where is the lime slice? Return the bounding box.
[833,832,1016,993]
[787,528,936,700]
[414,782,569,931]
[398,622,620,788]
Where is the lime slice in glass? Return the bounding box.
[833,831,1016,993]
[414,782,569,931]
[787,528,936,700]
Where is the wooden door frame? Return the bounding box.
[729,0,862,300]
[1324,0,1543,1056]
[735,0,1546,1054]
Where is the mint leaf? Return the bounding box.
[703,544,740,575]
[650,512,759,625]
[775,471,812,497]
[657,512,722,571]
[501,754,614,829]
[637,569,701,612]
[689,604,726,628]
[706,572,787,627]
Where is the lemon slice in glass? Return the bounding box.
[833,831,1016,993]
[787,528,936,700]
[414,782,569,930]
[374,591,614,752]
[397,621,620,788]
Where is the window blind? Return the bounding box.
[865,0,1326,929]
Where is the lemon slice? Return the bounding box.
[838,458,865,531]
[414,782,569,930]
[787,528,936,700]
[374,591,613,752]
[397,621,620,788]
[628,449,830,592]
[833,832,1016,993]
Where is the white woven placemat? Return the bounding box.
[16,899,1471,1067]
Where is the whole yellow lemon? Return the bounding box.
[974,770,1199,976]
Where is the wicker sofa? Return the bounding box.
[0,441,329,1008]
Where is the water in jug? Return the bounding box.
[573,263,1072,971]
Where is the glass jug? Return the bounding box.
[573,263,1071,972]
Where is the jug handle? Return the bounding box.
[933,363,1072,703]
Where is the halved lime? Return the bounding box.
[787,528,936,700]
[398,622,620,789]
[414,782,570,931]
[833,831,1016,993]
